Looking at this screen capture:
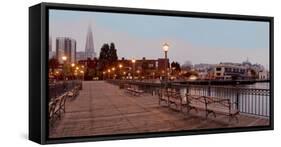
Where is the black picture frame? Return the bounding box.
[29,2,274,144]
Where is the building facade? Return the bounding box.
[214,63,247,80]
[157,58,170,72]
[56,37,77,64]
[116,57,170,79]
[49,36,52,52]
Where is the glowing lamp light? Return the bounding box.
[132,59,136,63]
[62,56,67,61]
[162,43,169,52]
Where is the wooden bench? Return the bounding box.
[185,94,207,113]
[158,88,184,111]
[67,86,80,99]
[168,90,183,111]
[125,87,144,96]
[204,96,239,122]
[49,93,67,127]
[185,94,239,123]
[157,89,169,105]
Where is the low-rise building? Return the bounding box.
[214,63,247,80]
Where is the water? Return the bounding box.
[243,82,270,89]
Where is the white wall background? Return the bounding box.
[0,0,279,146]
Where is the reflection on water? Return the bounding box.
[242,82,270,89]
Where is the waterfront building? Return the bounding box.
[242,58,252,68]
[194,64,214,79]
[213,63,247,80]
[258,70,270,80]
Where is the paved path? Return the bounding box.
[49,81,269,138]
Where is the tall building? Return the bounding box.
[85,25,96,59]
[56,37,77,64]
[49,36,56,59]
[49,36,52,52]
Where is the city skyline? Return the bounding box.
[49,9,269,69]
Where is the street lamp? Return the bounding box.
[103,71,106,80]
[132,59,136,80]
[70,63,75,80]
[62,56,68,81]
[108,69,111,79]
[62,56,67,62]
[112,67,116,79]
[118,64,123,79]
[162,43,169,80]
[137,70,140,79]
[80,70,84,80]
[55,71,60,81]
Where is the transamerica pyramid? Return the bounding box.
[85,24,96,59]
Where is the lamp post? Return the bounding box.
[71,63,75,80]
[107,69,111,79]
[119,64,123,79]
[62,55,67,81]
[80,70,84,81]
[137,70,140,80]
[112,67,116,79]
[162,43,169,80]
[62,55,68,92]
[55,71,59,81]
[103,71,106,80]
[132,59,136,80]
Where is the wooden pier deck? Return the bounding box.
[49,81,269,138]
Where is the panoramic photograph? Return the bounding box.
[48,9,270,138]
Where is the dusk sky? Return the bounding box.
[49,9,269,69]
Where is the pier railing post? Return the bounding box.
[208,81,211,96]
[236,88,240,110]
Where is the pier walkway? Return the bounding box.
[49,81,269,138]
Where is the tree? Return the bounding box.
[171,61,181,71]
[98,43,110,70]
[98,42,119,71]
[109,42,118,62]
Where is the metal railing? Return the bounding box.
[48,80,82,100]
[178,85,270,117]
[107,80,270,117]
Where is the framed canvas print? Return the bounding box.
[29,2,274,144]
